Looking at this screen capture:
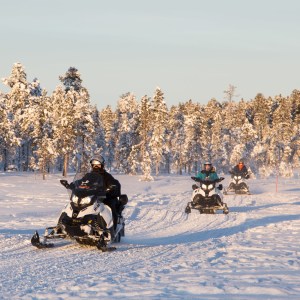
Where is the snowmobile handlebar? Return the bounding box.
[191,176,224,183]
[60,179,107,197]
[229,171,250,179]
[60,180,70,189]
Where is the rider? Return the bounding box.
[195,161,219,181]
[191,161,223,207]
[230,160,250,179]
[68,156,122,229]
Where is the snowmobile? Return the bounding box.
[223,171,250,195]
[185,177,229,214]
[31,176,128,252]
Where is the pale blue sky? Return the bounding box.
[1,0,300,109]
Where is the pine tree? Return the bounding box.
[115,93,139,174]
[30,90,56,179]
[168,105,185,174]
[52,86,77,176]
[92,107,106,171]
[55,67,95,176]
[29,78,42,97]
[201,99,224,164]
[136,95,153,180]
[59,67,83,92]
[2,62,30,170]
[270,95,293,176]
[100,105,117,171]
[0,94,20,170]
[211,110,227,172]
[149,87,168,175]
[290,90,300,167]
[182,100,204,174]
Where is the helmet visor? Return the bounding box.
[90,158,104,165]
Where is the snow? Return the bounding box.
[1,172,300,299]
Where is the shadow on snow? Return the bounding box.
[127,213,300,247]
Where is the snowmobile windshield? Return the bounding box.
[70,171,106,198]
[72,179,106,198]
[198,178,219,185]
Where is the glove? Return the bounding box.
[192,184,198,190]
[219,177,225,181]
[106,184,119,198]
[191,176,197,181]
[245,174,250,179]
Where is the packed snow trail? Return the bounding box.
[1,173,300,299]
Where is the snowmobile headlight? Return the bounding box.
[201,184,208,190]
[79,196,93,205]
[71,194,79,204]
[238,176,242,179]
[71,195,93,205]
[208,184,213,190]
[234,176,238,180]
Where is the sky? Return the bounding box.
[1,0,300,110]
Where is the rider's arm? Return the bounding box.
[105,173,121,197]
[211,172,219,180]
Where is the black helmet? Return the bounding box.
[90,156,105,167]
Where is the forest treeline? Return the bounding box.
[1,63,300,180]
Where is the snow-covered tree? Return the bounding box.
[250,93,272,141]
[51,86,77,176]
[115,93,139,174]
[0,95,20,170]
[136,95,153,180]
[149,87,168,175]
[100,105,117,171]
[270,95,293,176]
[59,67,83,92]
[182,100,204,174]
[54,68,95,176]
[210,110,227,172]
[140,149,153,181]
[2,62,30,170]
[169,105,186,174]
[29,78,42,97]
[30,90,56,179]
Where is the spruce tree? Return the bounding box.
[149,87,168,175]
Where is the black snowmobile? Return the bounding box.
[224,171,250,195]
[185,177,229,214]
[31,174,128,252]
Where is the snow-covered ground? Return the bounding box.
[1,172,300,299]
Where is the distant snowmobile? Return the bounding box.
[185,177,229,214]
[224,171,250,195]
[31,175,128,252]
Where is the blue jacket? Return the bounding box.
[195,169,219,181]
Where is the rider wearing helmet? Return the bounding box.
[195,161,219,181]
[231,160,250,179]
[72,155,122,229]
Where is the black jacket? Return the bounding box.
[231,165,249,178]
[72,170,121,199]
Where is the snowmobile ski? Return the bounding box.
[31,231,54,248]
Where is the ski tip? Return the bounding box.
[31,231,40,245]
[31,231,54,249]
